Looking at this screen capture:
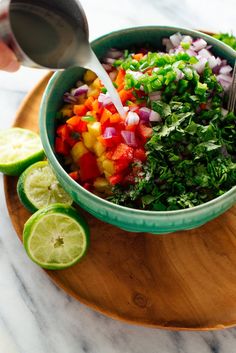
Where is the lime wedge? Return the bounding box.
[23,204,89,269]
[17,161,73,213]
[0,128,44,176]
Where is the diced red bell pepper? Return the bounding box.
[84,96,95,110]
[105,104,117,114]
[55,137,70,156]
[109,174,123,185]
[73,104,87,116]
[78,152,101,182]
[132,53,144,61]
[110,113,122,124]
[115,159,130,173]
[69,171,80,181]
[136,124,153,143]
[100,108,113,125]
[125,124,137,132]
[82,182,93,191]
[98,134,122,148]
[67,116,88,133]
[119,89,134,104]
[115,68,126,88]
[134,148,147,162]
[111,143,134,162]
[56,124,71,141]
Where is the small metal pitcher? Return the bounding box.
[0,0,89,69]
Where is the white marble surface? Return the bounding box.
[0,0,236,352]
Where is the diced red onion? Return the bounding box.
[174,67,184,80]
[138,107,151,122]
[217,74,232,91]
[173,46,184,54]
[98,93,112,106]
[63,92,78,103]
[126,69,143,80]
[198,48,212,59]
[102,63,112,71]
[192,38,207,51]
[109,71,117,81]
[219,65,232,75]
[106,48,124,59]
[168,49,175,54]
[181,35,193,44]
[149,91,162,101]
[103,57,115,64]
[162,38,174,51]
[73,84,88,96]
[207,56,221,69]
[169,33,183,47]
[221,59,227,67]
[193,57,208,74]
[186,48,197,57]
[121,130,137,147]
[126,111,140,126]
[103,127,117,139]
[149,110,162,122]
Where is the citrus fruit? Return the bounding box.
[17,161,73,213]
[0,128,44,176]
[23,204,89,270]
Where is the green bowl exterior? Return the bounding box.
[39,26,236,234]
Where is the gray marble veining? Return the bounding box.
[0,0,236,352]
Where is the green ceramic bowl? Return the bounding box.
[40,26,236,234]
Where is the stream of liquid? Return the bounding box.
[10,2,125,117]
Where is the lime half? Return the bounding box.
[23,204,89,270]
[17,161,73,213]
[0,128,44,176]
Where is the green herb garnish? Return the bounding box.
[213,33,236,50]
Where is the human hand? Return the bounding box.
[0,41,20,72]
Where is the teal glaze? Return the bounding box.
[39,26,236,234]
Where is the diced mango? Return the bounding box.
[60,104,73,118]
[92,78,101,89]
[82,132,97,150]
[93,177,110,192]
[93,141,106,157]
[102,159,115,174]
[71,141,88,162]
[87,122,101,137]
[97,153,107,162]
[104,170,112,179]
[83,70,97,83]
[87,87,100,98]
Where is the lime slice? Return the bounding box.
[23,204,89,269]
[0,128,44,176]
[17,161,73,213]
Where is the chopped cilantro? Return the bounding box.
[107,48,236,210]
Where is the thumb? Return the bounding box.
[0,41,20,72]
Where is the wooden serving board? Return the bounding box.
[4,73,236,330]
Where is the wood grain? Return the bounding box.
[4,73,236,330]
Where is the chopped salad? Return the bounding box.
[55,32,236,211]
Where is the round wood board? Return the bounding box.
[4,72,236,331]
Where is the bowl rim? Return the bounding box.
[40,25,236,218]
